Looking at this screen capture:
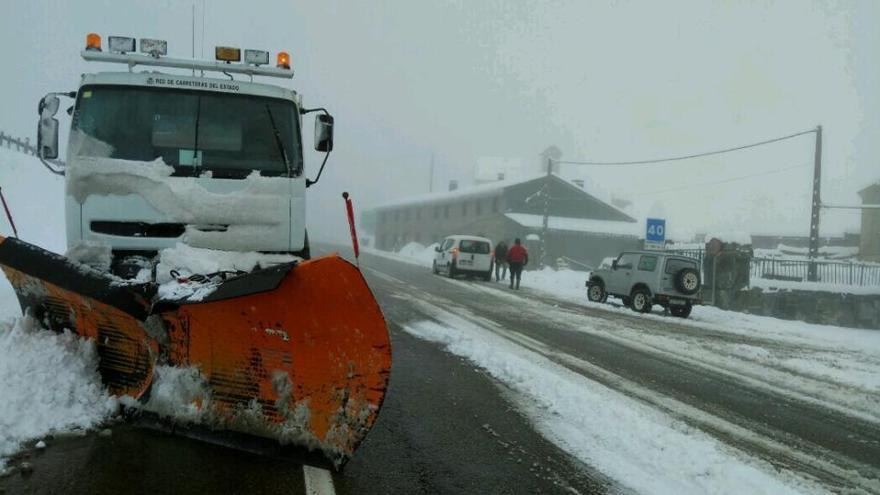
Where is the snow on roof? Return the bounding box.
[375,173,546,210]
[505,213,640,237]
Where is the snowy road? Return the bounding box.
[2,243,879,494]
[342,246,880,494]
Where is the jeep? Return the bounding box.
[586,251,701,318]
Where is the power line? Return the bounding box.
[633,162,811,196]
[554,128,817,166]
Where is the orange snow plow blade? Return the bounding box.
[0,235,391,470]
[156,255,391,468]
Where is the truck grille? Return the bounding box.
[90,221,186,238]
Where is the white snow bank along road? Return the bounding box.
[0,316,117,472]
[404,314,827,495]
[0,147,65,253]
[364,242,437,268]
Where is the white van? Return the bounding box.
[432,235,494,280]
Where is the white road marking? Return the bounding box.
[302,465,335,495]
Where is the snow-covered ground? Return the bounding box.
[0,317,117,473]
[402,300,827,494]
[364,241,437,268]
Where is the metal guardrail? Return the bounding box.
[0,132,38,156]
[751,257,880,286]
[665,248,880,287]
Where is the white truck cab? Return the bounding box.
[36,34,334,276]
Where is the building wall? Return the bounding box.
[371,176,638,260]
[860,186,880,262]
[543,232,641,269]
[374,193,506,250]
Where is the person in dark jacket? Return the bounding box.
[506,238,528,290]
[494,240,508,282]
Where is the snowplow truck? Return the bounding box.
[0,34,390,470]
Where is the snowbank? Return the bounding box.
[751,277,880,296]
[364,243,437,268]
[0,316,117,472]
[0,147,66,253]
[404,314,822,494]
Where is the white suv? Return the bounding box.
[586,251,701,317]
[433,235,493,281]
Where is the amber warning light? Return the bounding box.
[215,46,241,62]
[277,51,291,70]
[85,33,102,52]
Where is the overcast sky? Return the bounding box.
[1,0,876,242]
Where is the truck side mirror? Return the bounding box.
[314,114,334,152]
[37,94,60,159]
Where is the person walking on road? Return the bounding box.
[494,240,509,282]
[506,238,528,290]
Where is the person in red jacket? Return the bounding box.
[506,238,528,290]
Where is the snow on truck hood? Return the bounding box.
[66,156,290,251]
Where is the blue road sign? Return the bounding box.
[646,218,666,244]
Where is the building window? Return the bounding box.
[492,197,499,213]
[476,200,482,216]
[444,205,450,218]
[462,203,468,216]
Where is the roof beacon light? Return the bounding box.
[276,51,291,70]
[140,38,168,57]
[244,49,270,66]
[215,46,241,62]
[108,36,135,54]
[85,33,102,52]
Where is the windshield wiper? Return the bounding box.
[265,105,290,172]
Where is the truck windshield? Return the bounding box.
[70,85,302,178]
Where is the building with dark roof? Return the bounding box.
[367,174,641,268]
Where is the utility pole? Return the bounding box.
[539,157,552,268]
[807,125,822,282]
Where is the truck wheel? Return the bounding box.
[483,270,492,281]
[587,282,607,303]
[630,288,652,313]
[670,303,692,318]
[674,268,700,295]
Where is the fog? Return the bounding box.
[1,0,876,243]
